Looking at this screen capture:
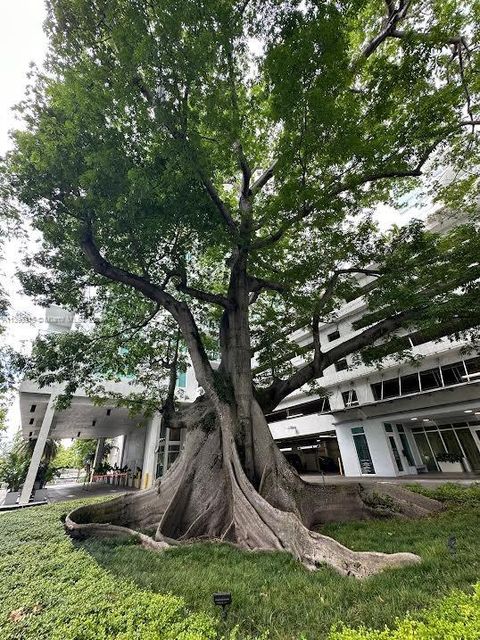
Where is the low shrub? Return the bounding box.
[329,583,480,640]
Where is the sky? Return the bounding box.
[1,0,49,439]
[0,1,428,441]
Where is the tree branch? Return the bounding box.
[91,302,162,342]
[248,275,286,304]
[258,308,419,412]
[196,166,238,234]
[251,160,277,196]
[233,140,252,197]
[361,0,413,59]
[171,268,232,308]
[80,223,215,389]
[133,73,238,234]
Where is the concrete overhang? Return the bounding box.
[331,381,480,425]
[19,379,148,440]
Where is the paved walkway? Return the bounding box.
[45,482,138,503]
[0,482,138,509]
[301,472,480,487]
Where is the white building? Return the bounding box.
[267,215,480,478]
[267,291,480,478]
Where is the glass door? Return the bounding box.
[351,427,375,474]
[456,429,480,471]
[412,431,438,471]
[388,435,404,472]
[397,426,415,467]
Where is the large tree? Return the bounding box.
[4,0,480,577]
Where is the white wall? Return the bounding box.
[107,435,124,467]
[336,420,397,477]
[269,413,335,440]
[121,427,146,472]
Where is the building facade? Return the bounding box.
[268,290,480,478]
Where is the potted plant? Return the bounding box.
[436,452,465,473]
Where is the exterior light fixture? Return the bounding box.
[422,419,430,422]
[213,592,232,619]
[410,418,418,421]
[464,410,473,414]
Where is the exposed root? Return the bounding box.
[65,408,442,579]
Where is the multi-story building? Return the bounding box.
[268,290,480,478]
[268,215,480,478]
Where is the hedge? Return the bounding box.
[330,583,480,640]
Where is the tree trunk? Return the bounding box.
[66,395,441,578]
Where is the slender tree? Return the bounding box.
[4,0,480,576]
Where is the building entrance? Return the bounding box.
[410,420,480,473]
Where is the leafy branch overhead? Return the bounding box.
[4,0,480,410]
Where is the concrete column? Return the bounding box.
[142,413,162,489]
[19,393,57,505]
[92,437,106,471]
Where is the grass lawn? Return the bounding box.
[0,484,479,639]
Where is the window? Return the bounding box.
[30,404,36,413]
[327,330,340,342]
[351,426,375,474]
[29,418,34,425]
[400,373,420,395]
[342,389,359,407]
[420,367,442,391]
[335,359,348,372]
[265,397,331,423]
[465,357,480,379]
[441,361,466,386]
[384,423,393,433]
[371,382,382,401]
[176,369,187,388]
[106,408,112,416]
[383,377,400,399]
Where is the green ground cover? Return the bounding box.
[0,484,479,639]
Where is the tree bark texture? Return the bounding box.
[66,395,441,578]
